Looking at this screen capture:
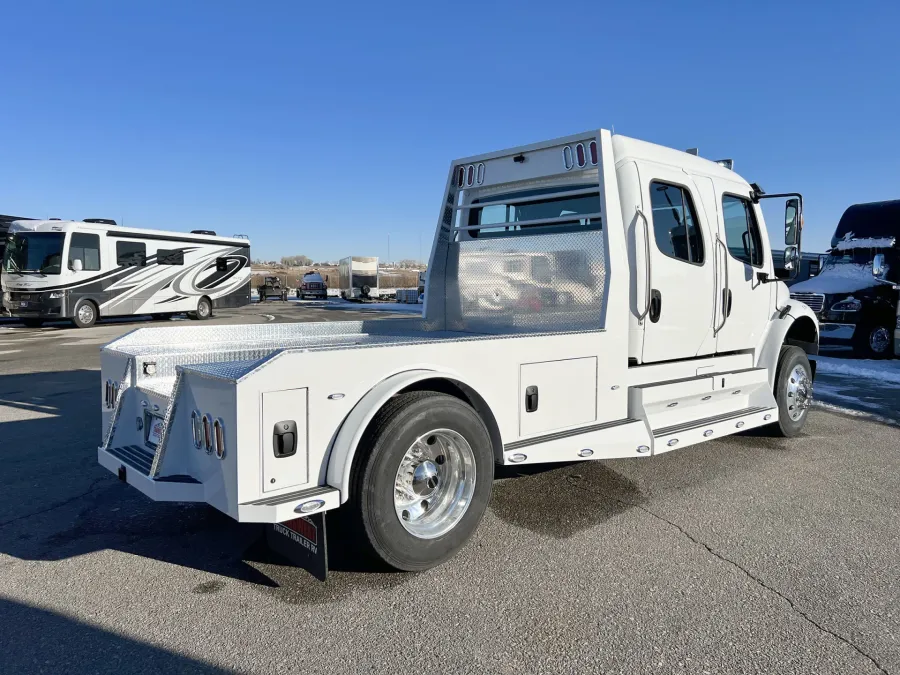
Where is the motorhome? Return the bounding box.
[790,199,900,357]
[1,219,251,328]
[97,130,817,578]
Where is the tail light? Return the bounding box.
[191,410,203,449]
[589,141,598,165]
[575,143,586,168]
[457,167,465,187]
[213,419,225,459]
[202,414,212,453]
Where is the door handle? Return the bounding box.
[649,289,662,323]
[525,386,539,413]
[723,289,733,317]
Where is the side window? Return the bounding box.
[116,241,146,267]
[722,195,764,267]
[649,182,704,264]
[158,249,184,266]
[69,233,101,271]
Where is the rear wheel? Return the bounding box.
[767,345,812,437]
[72,300,98,329]
[345,391,494,571]
[191,297,212,320]
[853,322,893,359]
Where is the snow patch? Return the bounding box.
[790,263,878,294]
[833,236,895,251]
[812,355,900,385]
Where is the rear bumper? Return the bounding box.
[97,445,341,522]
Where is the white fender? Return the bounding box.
[756,285,819,387]
[325,368,490,503]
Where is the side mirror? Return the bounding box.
[71,258,83,272]
[873,253,886,279]
[783,245,799,279]
[784,198,801,246]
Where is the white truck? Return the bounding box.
[98,130,818,577]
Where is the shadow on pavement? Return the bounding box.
[0,598,231,675]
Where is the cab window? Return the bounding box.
[722,195,764,267]
[649,182,704,264]
[68,233,101,271]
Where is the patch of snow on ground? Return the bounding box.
[812,355,900,385]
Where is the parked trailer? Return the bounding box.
[2,220,251,328]
[97,130,817,578]
[338,256,378,299]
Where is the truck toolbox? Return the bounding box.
[97,128,818,577]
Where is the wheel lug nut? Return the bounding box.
[421,500,429,511]
[402,510,410,521]
[435,455,445,465]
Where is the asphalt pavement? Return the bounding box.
[0,306,898,674]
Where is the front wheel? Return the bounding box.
[767,345,813,437]
[190,297,212,320]
[72,300,98,329]
[346,391,494,571]
[853,322,893,359]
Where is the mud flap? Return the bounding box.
[265,513,328,581]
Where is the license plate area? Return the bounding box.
[145,412,165,449]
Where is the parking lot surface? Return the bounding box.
[1,305,898,674]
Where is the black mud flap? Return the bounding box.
[265,513,328,582]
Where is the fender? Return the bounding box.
[325,368,497,503]
[756,292,819,387]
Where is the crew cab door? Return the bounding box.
[710,180,773,353]
[638,164,716,363]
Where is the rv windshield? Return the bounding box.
[2,232,65,275]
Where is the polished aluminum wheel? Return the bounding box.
[393,429,477,539]
[786,363,812,421]
[869,326,891,354]
[78,303,94,325]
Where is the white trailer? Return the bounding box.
[2,219,251,328]
[338,255,379,299]
[97,130,818,577]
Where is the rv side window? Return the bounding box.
[649,182,704,265]
[158,249,184,266]
[69,233,101,271]
[116,241,146,267]
[722,195,764,268]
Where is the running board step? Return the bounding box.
[650,406,778,454]
[238,485,341,523]
[653,406,770,437]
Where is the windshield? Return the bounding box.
[2,232,66,274]
[826,248,899,282]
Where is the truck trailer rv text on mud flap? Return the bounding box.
[97,130,819,578]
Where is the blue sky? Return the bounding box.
[2,0,898,262]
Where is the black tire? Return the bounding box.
[22,318,44,328]
[852,322,893,359]
[191,297,212,321]
[72,300,98,329]
[345,391,494,572]
[767,345,813,437]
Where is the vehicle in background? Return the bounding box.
[258,275,289,302]
[1,219,250,328]
[97,129,816,579]
[790,199,900,358]
[0,214,35,314]
[338,255,378,299]
[773,249,826,286]
[297,271,327,300]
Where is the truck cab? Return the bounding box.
[96,129,817,577]
[790,199,900,358]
